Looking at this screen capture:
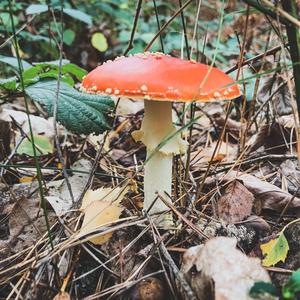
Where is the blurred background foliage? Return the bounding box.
[0,0,273,73]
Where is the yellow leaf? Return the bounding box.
[261,233,289,267]
[91,32,108,52]
[79,186,128,245]
[19,176,35,183]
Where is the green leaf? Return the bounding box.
[17,135,53,156]
[261,233,290,267]
[282,269,300,299]
[0,55,32,70]
[61,63,87,81]
[249,281,279,298]
[25,80,114,135]
[25,4,48,15]
[33,59,70,67]
[91,32,108,52]
[63,29,75,46]
[0,12,19,28]
[39,71,75,86]
[22,66,40,81]
[0,77,17,91]
[62,8,92,26]
[22,62,84,86]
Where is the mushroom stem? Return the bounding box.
[143,100,173,225]
[144,150,173,223]
[132,100,187,227]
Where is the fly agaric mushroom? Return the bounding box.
[81,52,241,227]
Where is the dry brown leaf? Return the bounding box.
[223,170,300,212]
[6,192,56,253]
[46,159,92,216]
[79,186,128,245]
[212,112,245,134]
[181,237,272,300]
[129,277,166,300]
[258,73,293,116]
[280,160,300,194]
[191,141,237,167]
[217,180,254,223]
[242,215,271,233]
[246,122,293,154]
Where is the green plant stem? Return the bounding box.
[8,0,54,248]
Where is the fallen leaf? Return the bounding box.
[129,277,166,300]
[280,160,300,195]
[261,233,289,267]
[191,141,237,167]
[17,134,53,156]
[181,237,271,300]
[212,111,246,134]
[19,176,35,183]
[79,185,128,245]
[46,159,92,216]
[246,122,293,155]
[217,180,254,223]
[5,190,56,253]
[222,170,300,213]
[243,215,271,234]
[115,97,144,116]
[258,73,293,116]
[0,108,55,138]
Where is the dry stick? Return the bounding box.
[146,216,177,298]
[144,0,193,52]
[52,1,75,204]
[124,0,143,55]
[242,0,289,26]
[157,194,208,239]
[226,44,286,74]
[243,29,273,151]
[0,15,36,49]
[196,3,249,197]
[236,5,250,152]
[178,0,190,59]
[190,0,202,58]
[78,0,144,204]
[180,0,195,199]
[153,227,197,300]
[260,0,300,28]
[152,0,164,52]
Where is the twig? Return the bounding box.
[152,0,164,52]
[52,0,75,204]
[260,0,300,28]
[153,229,197,300]
[144,0,193,52]
[124,0,143,55]
[242,0,289,26]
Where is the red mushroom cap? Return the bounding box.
[82,52,241,102]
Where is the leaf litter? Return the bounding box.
[2,5,300,300]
